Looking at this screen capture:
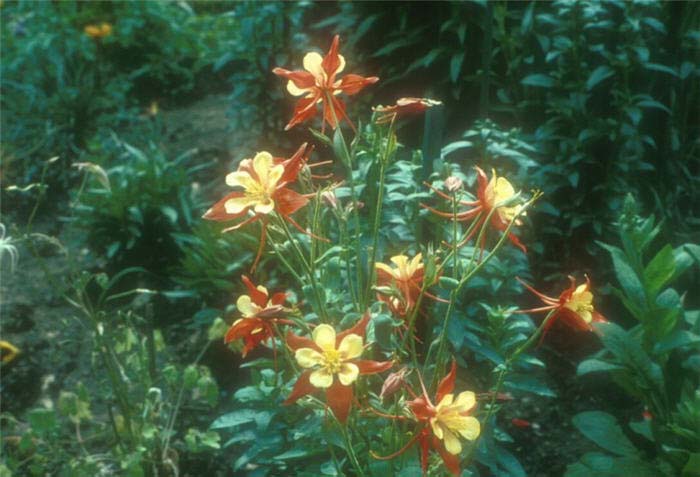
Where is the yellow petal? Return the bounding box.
[252,152,274,182]
[335,54,346,75]
[408,253,423,275]
[430,419,444,439]
[287,80,310,96]
[436,393,454,410]
[310,368,334,388]
[295,348,324,368]
[390,255,409,270]
[375,261,397,279]
[338,334,363,360]
[225,196,258,214]
[312,324,336,351]
[226,170,256,189]
[303,52,325,82]
[442,428,462,455]
[236,295,260,317]
[454,391,476,411]
[457,416,481,441]
[266,164,284,190]
[253,199,275,215]
[337,362,359,385]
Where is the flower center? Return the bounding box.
[321,348,343,374]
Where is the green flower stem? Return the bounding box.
[429,194,540,389]
[276,215,329,321]
[364,118,396,307]
[324,91,365,311]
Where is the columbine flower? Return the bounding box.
[373,97,442,124]
[203,143,314,270]
[273,35,379,132]
[375,253,444,318]
[422,166,527,253]
[516,275,607,343]
[372,361,480,476]
[284,313,392,423]
[84,22,112,39]
[224,276,292,358]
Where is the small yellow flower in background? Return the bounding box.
[84,22,113,40]
[295,324,363,388]
[148,101,159,117]
[0,340,20,364]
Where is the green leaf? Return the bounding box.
[210,409,258,429]
[521,73,556,88]
[643,245,676,297]
[332,128,351,167]
[577,359,625,376]
[572,411,637,457]
[450,52,465,83]
[599,243,646,317]
[27,408,58,434]
[586,66,614,90]
[566,452,660,477]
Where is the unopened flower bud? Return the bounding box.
[380,367,409,400]
[322,190,339,209]
[445,176,463,193]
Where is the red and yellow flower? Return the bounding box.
[373,97,442,124]
[202,143,313,269]
[273,35,378,132]
[284,313,392,423]
[373,361,480,476]
[224,276,292,358]
[516,275,607,343]
[375,253,445,318]
[423,166,527,253]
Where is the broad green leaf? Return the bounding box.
[577,359,625,376]
[210,409,258,429]
[586,66,614,90]
[599,243,646,316]
[521,74,556,88]
[572,411,637,457]
[450,52,465,83]
[643,245,676,297]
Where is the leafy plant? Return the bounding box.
[570,195,700,476]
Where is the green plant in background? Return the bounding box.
[314,0,700,284]
[213,1,311,152]
[0,0,236,191]
[569,195,700,476]
[0,268,220,476]
[73,135,211,277]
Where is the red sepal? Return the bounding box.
[326,380,353,423]
[241,275,268,307]
[284,370,315,405]
[436,360,457,403]
[354,360,393,375]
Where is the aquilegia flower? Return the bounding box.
[203,143,313,269]
[373,97,442,124]
[373,361,480,476]
[375,253,445,318]
[224,276,292,358]
[273,35,379,132]
[423,166,527,253]
[516,275,607,343]
[284,313,392,423]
